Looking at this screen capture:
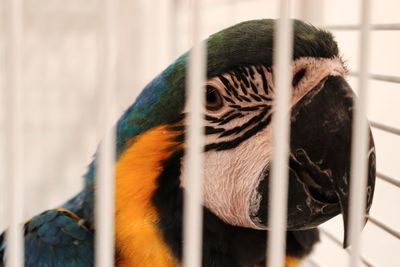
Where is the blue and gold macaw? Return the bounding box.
[0,19,376,267]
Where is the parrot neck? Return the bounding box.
[114,124,182,267]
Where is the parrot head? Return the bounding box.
[114,19,376,249]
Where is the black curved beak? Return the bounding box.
[289,75,376,247]
[251,76,376,248]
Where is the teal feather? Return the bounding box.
[0,210,93,267]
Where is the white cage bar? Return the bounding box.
[4,0,24,266]
[94,0,117,265]
[2,0,400,267]
[320,229,374,267]
[325,23,400,31]
[182,1,206,267]
[370,121,400,136]
[349,72,400,84]
[376,172,400,188]
[266,0,293,267]
[347,0,372,266]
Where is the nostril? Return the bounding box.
[299,170,339,204]
[290,154,339,204]
[292,68,307,87]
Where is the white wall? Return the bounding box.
[0,0,398,266]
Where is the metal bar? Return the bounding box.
[4,0,24,265]
[94,0,117,265]
[182,1,206,267]
[370,121,400,136]
[297,3,324,266]
[368,216,400,240]
[348,72,400,84]
[266,1,293,267]
[306,259,322,267]
[347,0,371,266]
[325,23,400,31]
[212,0,260,7]
[376,172,400,188]
[320,229,375,267]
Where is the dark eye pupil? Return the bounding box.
[206,85,223,111]
[292,68,306,87]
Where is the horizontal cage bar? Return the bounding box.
[370,121,400,136]
[348,72,400,84]
[367,216,400,240]
[320,229,374,267]
[324,23,400,31]
[376,172,400,188]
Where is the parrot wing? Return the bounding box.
[0,209,94,267]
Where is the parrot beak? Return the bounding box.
[338,138,376,248]
[250,76,376,248]
[288,75,376,247]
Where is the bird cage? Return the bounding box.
[0,0,399,266]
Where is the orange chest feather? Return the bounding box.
[113,125,301,267]
[115,125,181,267]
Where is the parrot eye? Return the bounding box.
[292,68,306,87]
[206,85,224,111]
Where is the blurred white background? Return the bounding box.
[0,0,399,266]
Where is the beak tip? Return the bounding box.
[343,233,349,248]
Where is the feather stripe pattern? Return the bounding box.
[204,65,274,151]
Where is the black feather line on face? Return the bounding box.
[219,110,237,120]
[249,80,259,95]
[238,105,266,112]
[205,126,225,135]
[240,81,249,95]
[236,69,251,88]
[259,95,272,102]
[239,94,252,103]
[218,75,238,99]
[201,63,275,152]
[222,95,236,104]
[229,72,240,88]
[229,104,241,109]
[217,64,274,109]
[205,115,219,123]
[218,110,269,138]
[206,113,272,151]
[217,113,244,126]
[255,65,269,95]
[249,93,262,102]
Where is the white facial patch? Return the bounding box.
[180,56,346,229]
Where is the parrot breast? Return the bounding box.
[114,124,182,266]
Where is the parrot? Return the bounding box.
[0,19,376,267]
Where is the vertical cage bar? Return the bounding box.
[266,1,293,267]
[4,0,24,265]
[182,1,205,267]
[95,0,117,266]
[347,0,371,266]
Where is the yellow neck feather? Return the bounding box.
[115,125,181,267]
[114,125,301,267]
